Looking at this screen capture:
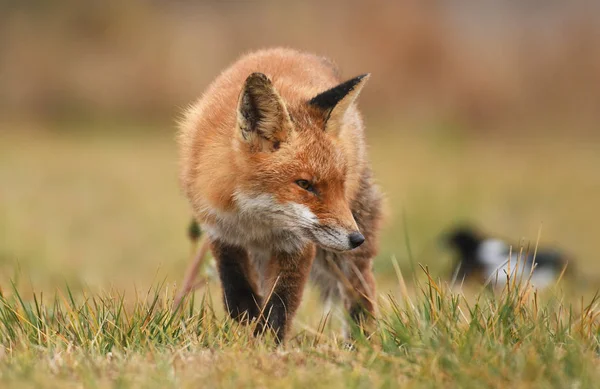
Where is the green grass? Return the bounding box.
[1,270,599,388]
[1,120,599,387]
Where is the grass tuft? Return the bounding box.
[1,268,599,388]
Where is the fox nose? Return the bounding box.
[348,232,365,249]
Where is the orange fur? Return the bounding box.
[178,48,383,342]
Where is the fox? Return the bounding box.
[177,48,383,343]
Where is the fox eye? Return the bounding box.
[296,179,314,192]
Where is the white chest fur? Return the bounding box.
[201,192,313,254]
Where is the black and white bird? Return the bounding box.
[443,225,570,289]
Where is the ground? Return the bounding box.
[0,120,599,388]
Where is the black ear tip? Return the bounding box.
[308,73,370,111]
[347,74,370,85]
[245,72,271,86]
[247,72,268,79]
[345,73,370,88]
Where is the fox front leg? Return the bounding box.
[258,244,316,343]
[212,240,263,323]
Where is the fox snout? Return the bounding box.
[348,231,365,249]
[308,204,365,251]
[311,225,365,251]
[307,206,365,251]
[308,225,365,252]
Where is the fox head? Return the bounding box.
[233,72,369,252]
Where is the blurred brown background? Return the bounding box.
[1,1,599,132]
[0,1,599,293]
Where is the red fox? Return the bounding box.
[178,48,383,342]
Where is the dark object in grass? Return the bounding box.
[442,224,571,289]
[188,219,202,242]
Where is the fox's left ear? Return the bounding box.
[308,74,370,135]
[236,72,292,152]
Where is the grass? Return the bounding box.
[1,120,600,387]
[1,269,599,388]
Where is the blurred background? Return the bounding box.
[1,1,599,296]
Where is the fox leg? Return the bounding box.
[314,250,376,338]
[258,244,316,343]
[345,261,377,327]
[343,172,381,335]
[211,239,262,323]
[174,235,211,308]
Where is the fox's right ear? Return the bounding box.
[308,74,370,136]
[236,73,292,152]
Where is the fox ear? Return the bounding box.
[308,74,370,135]
[236,72,292,152]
